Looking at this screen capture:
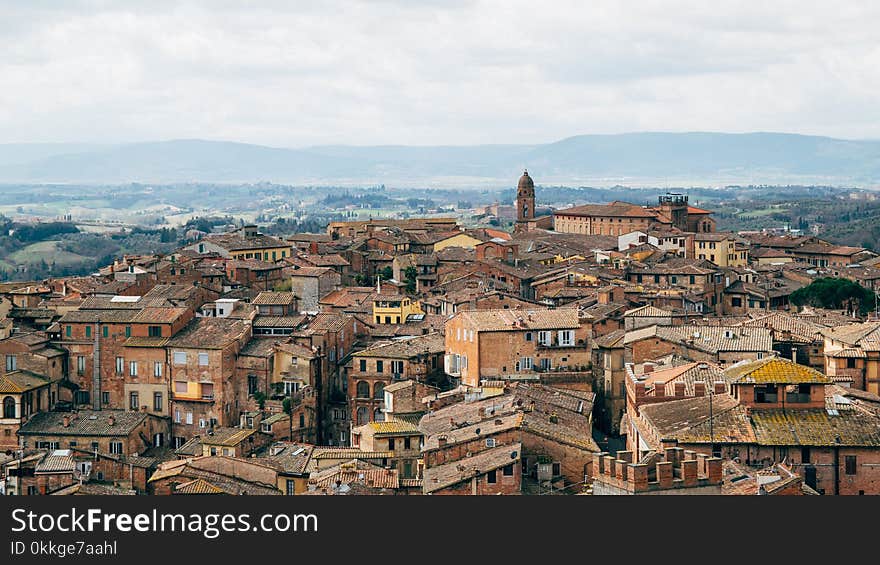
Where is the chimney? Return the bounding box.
[707,457,723,484]
[549,413,559,424]
[438,436,447,447]
[62,415,70,428]
[108,415,115,427]
[643,363,655,374]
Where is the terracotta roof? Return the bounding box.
[252,292,297,305]
[424,443,521,493]
[724,357,831,385]
[364,420,421,436]
[201,427,259,447]
[309,460,399,489]
[353,333,445,359]
[555,202,658,218]
[35,450,76,473]
[625,325,773,354]
[203,231,290,252]
[291,266,335,277]
[454,307,581,331]
[167,317,250,349]
[19,410,147,437]
[0,371,51,394]
[751,409,880,447]
[174,478,227,494]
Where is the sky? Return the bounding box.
[1,0,880,147]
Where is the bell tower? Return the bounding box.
[516,169,535,225]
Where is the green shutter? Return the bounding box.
[66,326,71,337]
[85,326,91,338]
[125,326,131,338]
[102,326,108,338]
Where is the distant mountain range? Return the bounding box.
[2,132,880,187]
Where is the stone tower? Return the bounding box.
[516,169,535,224]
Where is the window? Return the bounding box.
[503,464,514,476]
[388,438,395,450]
[5,355,16,372]
[486,469,497,484]
[148,326,162,337]
[552,462,561,476]
[154,362,163,377]
[186,412,193,425]
[286,480,296,496]
[125,326,131,338]
[391,360,404,374]
[525,332,533,342]
[153,392,163,411]
[77,356,86,375]
[66,325,72,338]
[75,391,90,405]
[173,352,187,365]
[85,326,91,338]
[801,447,811,464]
[174,409,181,423]
[109,441,123,455]
[116,357,124,374]
[299,413,305,428]
[129,361,138,377]
[845,455,857,475]
[847,358,857,369]
[359,359,367,372]
[198,353,209,366]
[3,396,15,419]
[102,391,110,405]
[538,331,552,346]
[404,437,411,450]
[376,360,384,373]
[558,330,574,347]
[248,375,258,395]
[129,391,139,410]
[102,326,108,338]
[520,357,533,370]
[754,385,778,404]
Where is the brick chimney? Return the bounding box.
[656,461,673,488]
[108,415,115,427]
[62,415,70,428]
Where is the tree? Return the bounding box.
[379,266,394,281]
[403,265,417,293]
[790,277,877,315]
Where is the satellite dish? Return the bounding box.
[510,451,518,459]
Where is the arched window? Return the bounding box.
[356,381,370,399]
[373,408,384,422]
[356,406,369,425]
[373,382,385,400]
[3,396,15,419]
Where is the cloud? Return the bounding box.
[1,0,879,146]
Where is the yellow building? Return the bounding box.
[187,225,293,261]
[695,233,747,267]
[373,296,424,324]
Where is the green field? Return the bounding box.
[7,241,91,267]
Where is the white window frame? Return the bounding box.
[558,330,574,347]
[538,331,552,346]
[154,362,163,377]
[129,361,138,377]
[173,351,187,365]
[198,352,209,366]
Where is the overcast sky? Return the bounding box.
[2,1,879,147]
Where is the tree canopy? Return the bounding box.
[790,277,877,314]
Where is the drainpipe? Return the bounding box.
[92,323,101,411]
